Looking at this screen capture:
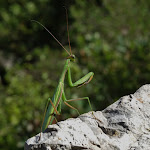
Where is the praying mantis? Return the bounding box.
[31,11,95,133]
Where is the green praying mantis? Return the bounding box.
[31,12,95,133]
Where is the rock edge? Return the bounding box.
[25,85,150,150]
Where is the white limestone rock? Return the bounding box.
[24,85,150,150]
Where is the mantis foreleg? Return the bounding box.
[67,65,94,87]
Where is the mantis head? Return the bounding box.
[67,54,75,62]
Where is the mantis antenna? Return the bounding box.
[64,7,72,56]
[31,20,71,56]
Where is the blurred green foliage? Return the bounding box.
[0,0,150,149]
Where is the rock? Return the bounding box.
[24,85,150,150]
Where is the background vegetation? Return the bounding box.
[0,0,150,149]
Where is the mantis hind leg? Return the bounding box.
[62,92,102,123]
[66,97,93,111]
[39,98,61,141]
[40,98,60,132]
[62,91,93,115]
[64,101,80,115]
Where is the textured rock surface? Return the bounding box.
[25,85,150,150]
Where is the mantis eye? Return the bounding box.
[70,55,75,62]
[72,54,75,59]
